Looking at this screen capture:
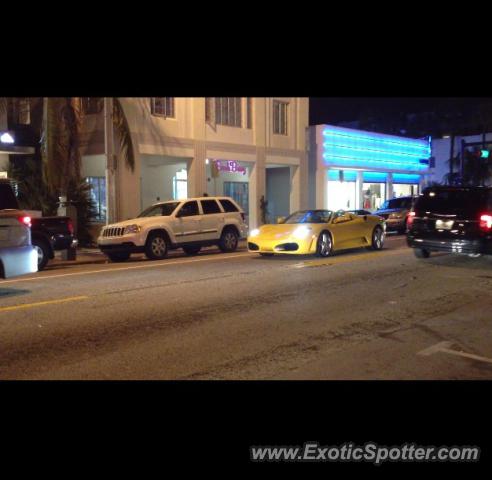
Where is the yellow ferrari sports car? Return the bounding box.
[248,209,386,257]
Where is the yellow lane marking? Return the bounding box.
[0,252,254,286]
[294,248,409,268]
[0,295,88,313]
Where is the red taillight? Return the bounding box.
[18,216,31,228]
[479,214,492,231]
[407,211,416,228]
[67,219,74,234]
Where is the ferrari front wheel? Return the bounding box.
[316,231,332,257]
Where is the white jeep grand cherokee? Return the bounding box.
[98,196,248,262]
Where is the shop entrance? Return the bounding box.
[206,158,251,220]
[266,165,291,223]
[362,183,386,210]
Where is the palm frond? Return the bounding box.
[113,98,135,171]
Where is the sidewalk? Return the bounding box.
[50,239,248,268]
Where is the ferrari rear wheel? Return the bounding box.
[316,231,332,257]
[370,226,385,250]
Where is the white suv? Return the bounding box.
[0,179,38,278]
[98,196,248,262]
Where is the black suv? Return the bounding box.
[407,186,492,258]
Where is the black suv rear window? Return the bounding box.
[0,182,19,210]
[415,188,490,217]
[380,197,412,210]
[219,199,239,212]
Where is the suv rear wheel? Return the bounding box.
[414,248,430,259]
[219,228,239,252]
[145,232,169,260]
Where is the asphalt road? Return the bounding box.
[1,234,492,380]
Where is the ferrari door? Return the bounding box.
[330,211,363,249]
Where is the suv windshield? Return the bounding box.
[283,210,333,224]
[0,182,19,210]
[138,202,180,218]
[379,197,412,210]
[415,188,490,217]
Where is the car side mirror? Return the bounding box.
[277,216,285,224]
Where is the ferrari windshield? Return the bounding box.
[138,202,180,218]
[283,210,333,224]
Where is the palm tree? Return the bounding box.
[41,97,135,197]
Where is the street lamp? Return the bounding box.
[0,132,14,144]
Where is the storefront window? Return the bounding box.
[363,183,385,211]
[86,177,106,222]
[393,184,419,197]
[327,180,357,211]
[173,169,188,200]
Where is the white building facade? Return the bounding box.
[308,125,431,211]
[80,97,309,234]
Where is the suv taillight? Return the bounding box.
[67,219,74,234]
[18,216,31,228]
[407,211,416,228]
[479,214,492,231]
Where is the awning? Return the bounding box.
[0,145,35,155]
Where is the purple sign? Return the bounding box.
[214,160,246,176]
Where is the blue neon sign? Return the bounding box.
[322,126,431,172]
[327,170,357,181]
[363,172,388,183]
[392,173,421,184]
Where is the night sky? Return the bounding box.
[309,97,490,126]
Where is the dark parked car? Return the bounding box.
[407,186,492,259]
[374,196,417,234]
[31,216,77,270]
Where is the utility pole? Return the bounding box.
[104,98,117,224]
[449,133,454,184]
[460,139,466,184]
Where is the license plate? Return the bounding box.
[435,219,454,230]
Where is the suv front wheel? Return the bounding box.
[145,231,169,260]
[219,228,239,252]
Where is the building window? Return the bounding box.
[173,169,187,200]
[246,98,252,129]
[86,177,106,222]
[151,97,175,118]
[273,100,289,135]
[205,97,242,127]
[10,98,31,125]
[81,98,103,115]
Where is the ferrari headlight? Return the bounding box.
[292,225,312,239]
[249,228,260,237]
[124,224,141,234]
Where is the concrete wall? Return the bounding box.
[140,158,187,210]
